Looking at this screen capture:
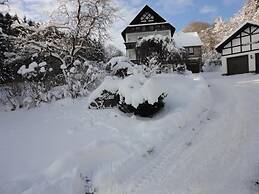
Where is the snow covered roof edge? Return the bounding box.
[174,32,203,47]
[215,21,259,52]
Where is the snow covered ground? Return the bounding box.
[0,72,259,194]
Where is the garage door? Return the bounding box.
[227,55,249,75]
[255,53,259,74]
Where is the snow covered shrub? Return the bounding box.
[16,61,56,108]
[89,90,119,109]
[0,83,24,111]
[175,64,187,74]
[80,174,95,194]
[136,35,186,73]
[62,60,106,98]
[119,93,167,117]
[105,56,135,78]
[88,77,120,109]
[88,75,168,117]
[202,53,222,72]
[118,75,167,117]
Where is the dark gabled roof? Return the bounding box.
[121,5,175,41]
[215,21,259,53]
[129,5,166,25]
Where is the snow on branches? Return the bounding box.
[136,34,187,73]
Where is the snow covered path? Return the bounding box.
[110,73,259,194]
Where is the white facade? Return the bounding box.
[217,22,259,74]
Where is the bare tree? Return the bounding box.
[50,0,117,63]
[183,21,210,33]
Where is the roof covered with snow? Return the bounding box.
[215,21,259,52]
[174,32,203,48]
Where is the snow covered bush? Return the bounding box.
[175,64,187,74]
[62,60,106,98]
[105,56,136,78]
[202,53,222,72]
[136,35,187,73]
[119,93,166,117]
[89,90,119,109]
[88,75,168,117]
[80,174,95,194]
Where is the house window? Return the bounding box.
[188,47,194,55]
[140,12,154,23]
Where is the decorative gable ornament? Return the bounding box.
[140,12,155,23]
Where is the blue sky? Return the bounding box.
[121,0,244,30]
[1,0,245,49]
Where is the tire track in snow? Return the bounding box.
[123,108,211,194]
[138,78,242,194]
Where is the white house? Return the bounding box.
[216,21,259,75]
[121,5,203,73]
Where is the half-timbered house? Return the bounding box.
[121,5,203,73]
[216,21,259,75]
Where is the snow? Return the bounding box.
[1,73,259,194]
[89,74,168,108]
[39,62,47,67]
[17,62,38,75]
[39,67,46,73]
[73,60,81,66]
[60,64,67,70]
[174,32,203,47]
[88,76,121,104]
[70,67,76,73]
[118,75,167,108]
[106,56,135,74]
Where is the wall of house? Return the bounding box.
[126,30,171,43]
[222,26,259,56]
[186,46,202,58]
[221,51,258,74]
[219,25,259,74]
[126,49,136,60]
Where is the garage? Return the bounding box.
[227,55,249,75]
[215,22,259,75]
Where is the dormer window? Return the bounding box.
[140,12,154,23]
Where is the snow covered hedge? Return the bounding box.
[88,74,168,117]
